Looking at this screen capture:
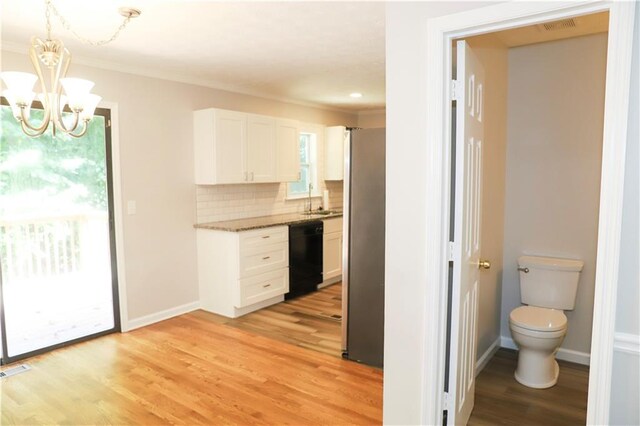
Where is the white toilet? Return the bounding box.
[509,255,583,389]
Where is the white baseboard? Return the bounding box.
[318,277,341,289]
[613,332,640,355]
[124,301,201,332]
[476,337,501,376]
[500,336,591,366]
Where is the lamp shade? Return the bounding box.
[60,77,95,111]
[1,71,37,105]
[4,89,35,119]
[80,94,102,121]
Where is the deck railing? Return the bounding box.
[0,212,108,283]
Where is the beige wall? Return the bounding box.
[357,110,386,128]
[464,35,509,363]
[1,50,356,324]
[500,33,608,355]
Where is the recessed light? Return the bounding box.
[350,92,363,98]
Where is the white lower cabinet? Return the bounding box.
[197,226,289,318]
[323,218,343,283]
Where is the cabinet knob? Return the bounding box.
[263,283,271,288]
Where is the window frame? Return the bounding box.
[286,124,322,200]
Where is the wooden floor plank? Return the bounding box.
[469,348,589,426]
[1,306,381,426]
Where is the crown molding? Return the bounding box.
[0,41,360,116]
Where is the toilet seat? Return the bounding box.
[510,323,566,339]
[510,306,567,332]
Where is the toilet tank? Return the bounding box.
[518,255,584,310]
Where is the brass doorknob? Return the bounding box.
[479,260,491,270]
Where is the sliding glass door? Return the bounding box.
[0,103,119,363]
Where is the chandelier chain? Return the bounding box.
[45,0,133,46]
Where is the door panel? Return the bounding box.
[448,40,485,425]
[215,109,247,183]
[276,119,300,182]
[247,114,276,182]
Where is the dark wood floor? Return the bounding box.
[470,349,590,425]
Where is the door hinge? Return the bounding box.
[443,391,450,410]
[107,119,111,128]
[451,80,461,101]
[448,241,455,262]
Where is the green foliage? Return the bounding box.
[0,105,108,216]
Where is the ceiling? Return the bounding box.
[481,11,608,47]
[1,1,386,112]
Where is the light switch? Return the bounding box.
[127,200,137,215]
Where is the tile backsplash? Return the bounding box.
[196,180,344,224]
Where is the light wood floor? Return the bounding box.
[469,349,589,425]
[0,304,381,425]
[222,283,343,357]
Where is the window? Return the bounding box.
[287,131,319,199]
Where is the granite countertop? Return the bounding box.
[194,211,343,232]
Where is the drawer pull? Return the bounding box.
[263,283,271,288]
[261,236,270,239]
[262,256,271,260]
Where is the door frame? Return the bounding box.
[0,100,127,363]
[423,1,636,425]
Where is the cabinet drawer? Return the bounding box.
[235,268,288,308]
[239,241,288,278]
[323,217,343,234]
[239,226,288,250]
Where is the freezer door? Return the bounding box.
[345,128,385,368]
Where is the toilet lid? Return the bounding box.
[510,306,567,332]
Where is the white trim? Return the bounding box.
[500,336,591,366]
[423,2,636,425]
[613,333,640,355]
[475,337,501,376]
[1,42,357,115]
[99,101,130,333]
[126,301,201,332]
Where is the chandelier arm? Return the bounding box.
[20,119,48,138]
[51,49,82,134]
[15,42,55,134]
[66,120,89,138]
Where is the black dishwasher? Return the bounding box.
[287,221,323,300]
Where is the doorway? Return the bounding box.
[451,14,609,424]
[0,102,120,364]
[421,2,635,425]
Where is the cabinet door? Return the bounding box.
[214,109,247,184]
[276,119,301,182]
[324,126,346,181]
[323,231,343,281]
[247,114,277,182]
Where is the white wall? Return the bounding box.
[384,2,496,423]
[609,2,640,424]
[501,33,608,357]
[465,35,509,365]
[386,2,637,424]
[1,50,356,325]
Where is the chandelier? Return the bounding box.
[1,0,140,138]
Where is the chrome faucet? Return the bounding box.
[307,183,313,212]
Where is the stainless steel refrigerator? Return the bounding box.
[341,128,385,368]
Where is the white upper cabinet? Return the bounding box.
[325,126,347,181]
[276,119,301,182]
[194,108,287,184]
[247,114,277,182]
[194,108,247,184]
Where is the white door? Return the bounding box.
[247,114,277,182]
[215,109,247,183]
[448,40,485,426]
[276,119,301,182]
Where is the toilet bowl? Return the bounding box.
[509,305,567,388]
